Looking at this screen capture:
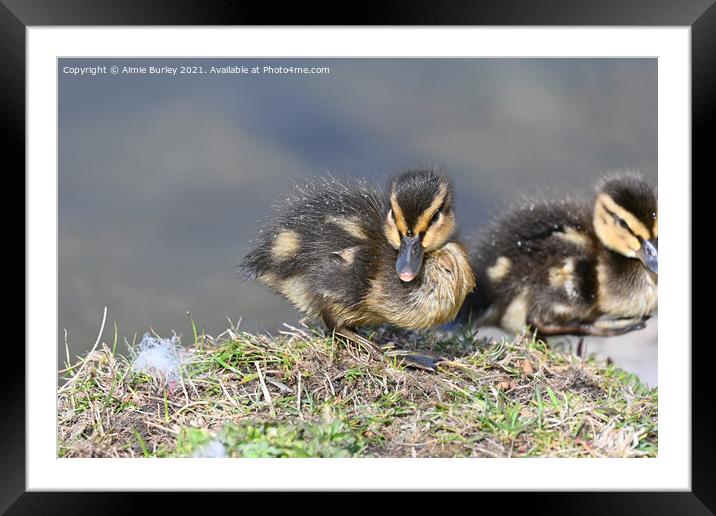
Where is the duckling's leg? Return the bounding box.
[333,327,384,359]
[576,337,586,358]
[332,326,443,373]
[322,311,443,372]
[318,311,380,358]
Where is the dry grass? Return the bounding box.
[57,321,658,458]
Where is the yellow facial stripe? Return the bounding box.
[421,212,455,251]
[383,212,401,249]
[414,184,448,235]
[593,199,640,256]
[652,216,658,239]
[597,193,651,240]
[389,192,409,235]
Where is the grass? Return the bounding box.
[57,321,657,458]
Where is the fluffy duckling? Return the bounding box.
[241,169,476,371]
[459,172,657,338]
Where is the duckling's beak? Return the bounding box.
[396,235,424,282]
[638,239,658,273]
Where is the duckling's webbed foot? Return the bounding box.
[384,349,445,373]
[590,316,649,336]
[530,316,648,338]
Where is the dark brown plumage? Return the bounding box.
[242,169,475,371]
[459,171,658,338]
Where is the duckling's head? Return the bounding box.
[593,173,658,273]
[384,169,456,282]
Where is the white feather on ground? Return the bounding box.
[192,439,227,458]
[131,332,183,385]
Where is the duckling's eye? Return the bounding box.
[430,208,442,226]
[615,216,629,231]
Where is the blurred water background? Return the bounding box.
[59,58,658,385]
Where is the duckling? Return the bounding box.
[241,169,475,371]
[459,172,657,339]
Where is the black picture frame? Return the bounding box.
[6,0,709,513]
